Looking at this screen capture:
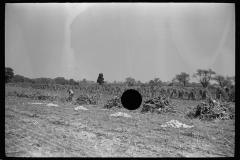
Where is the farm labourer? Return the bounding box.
[67,88,74,100]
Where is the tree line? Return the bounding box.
[5,67,235,90]
[120,69,234,91]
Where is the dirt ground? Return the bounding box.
[5,87,235,157]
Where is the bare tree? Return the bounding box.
[149,78,162,86]
[125,77,136,86]
[136,80,142,86]
[171,77,177,86]
[193,69,216,89]
[212,75,232,89]
[174,72,190,87]
[153,78,162,86]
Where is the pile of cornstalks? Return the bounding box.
[103,96,123,109]
[141,96,176,114]
[74,94,100,105]
[186,96,234,121]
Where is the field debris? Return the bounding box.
[5,90,61,101]
[186,97,234,121]
[141,96,175,114]
[28,102,44,105]
[110,112,132,118]
[160,120,194,128]
[46,103,58,107]
[74,106,89,111]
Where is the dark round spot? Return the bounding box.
[121,89,142,110]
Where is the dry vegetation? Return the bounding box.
[5,84,235,157]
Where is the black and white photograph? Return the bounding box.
[5,3,235,157]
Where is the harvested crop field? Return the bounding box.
[5,86,235,157]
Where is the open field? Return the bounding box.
[5,85,235,157]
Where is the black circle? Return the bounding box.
[121,89,142,110]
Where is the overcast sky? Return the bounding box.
[5,3,235,83]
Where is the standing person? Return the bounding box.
[67,88,74,101]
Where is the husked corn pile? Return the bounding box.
[186,97,235,121]
[141,96,175,114]
[103,96,123,109]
